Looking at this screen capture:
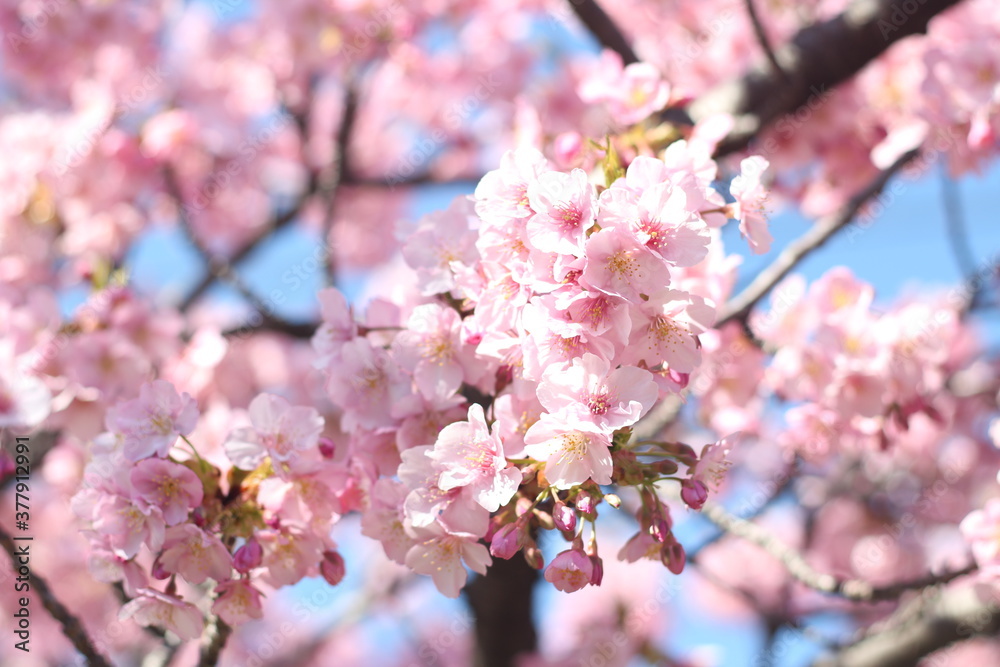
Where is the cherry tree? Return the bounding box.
[1,0,999,665]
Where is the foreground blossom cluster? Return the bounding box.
[71,381,349,638]
[307,144,768,596]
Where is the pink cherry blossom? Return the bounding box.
[107,379,198,461]
[91,494,166,560]
[525,168,597,255]
[223,393,324,470]
[960,498,1000,572]
[523,416,613,489]
[474,147,549,224]
[536,353,658,433]
[119,588,204,641]
[129,458,203,526]
[580,226,669,303]
[159,524,233,584]
[729,156,773,255]
[544,548,595,593]
[393,303,481,401]
[427,403,522,512]
[212,580,265,626]
[405,525,492,598]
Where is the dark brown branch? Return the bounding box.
[465,556,539,667]
[566,0,639,65]
[701,501,976,603]
[716,148,919,327]
[812,585,1000,667]
[745,0,787,80]
[197,615,231,667]
[678,0,965,156]
[0,524,113,667]
[319,85,358,287]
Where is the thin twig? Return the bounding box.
[566,0,639,65]
[716,148,920,327]
[0,524,113,667]
[700,501,976,602]
[941,168,986,313]
[745,0,787,81]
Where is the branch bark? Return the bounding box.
[678,0,965,156]
[700,501,976,603]
[812,584,1000,667]
[465,555,539,667]
[715,148,919,327]
[566,0,639,64]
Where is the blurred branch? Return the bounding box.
[745,0,787,81]
[197,615,231,667]
[318,85,359,287]
[701,500,976,602]
[0,524,113,667]
[674,0,965,156]
[716,148,919,327]
[812,584,1000,667]
[566,0,639,64]
[166,167,310,335]
[941,168,989,314]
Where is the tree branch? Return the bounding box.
[716,148,919,327]
[745,0,787,81]
[318,85,358,287]
[0,524,113,667]
[678,0,966,156]
[811,584,1000,667]
[197,615,231,667]
[567,0,639,65]
[465,555,539,667]
[700,501,976,603]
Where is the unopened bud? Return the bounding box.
[233,538,263,573]
[553,502,577,533]
[490,523,521,560]
[680,479,709,510]
[604,493,621,509]
[320,550,346,586]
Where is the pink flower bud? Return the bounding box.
[650,517,670,543]
[589,555,604,586]
[523,545,544,570]
[680,479,709,510]
[661,540,686,575]
[320,550,346,586]
[604,493,621,509]
[575,491,596,515]
[553,502,577,533]
[233,539,263,573]
[318,437,336,459]
[490,523,521,560]
[151,558,170,580]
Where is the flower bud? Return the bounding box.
[650,517,670,543]
[604,493,621,509]
[523,545,544,570]
[318,437,336,459]
[490,523,521,560]
[553,502,577,533]
[233,538,263,573]
[151,558,170,580]
[589,555,604,586]
[575,491,596,515]
[320,550,346,586]
[680,479,709,510]
[661,540,686,575]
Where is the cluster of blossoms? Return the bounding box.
[71,381,349,638]
[747,268,973,459]
[314,143,769,596]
